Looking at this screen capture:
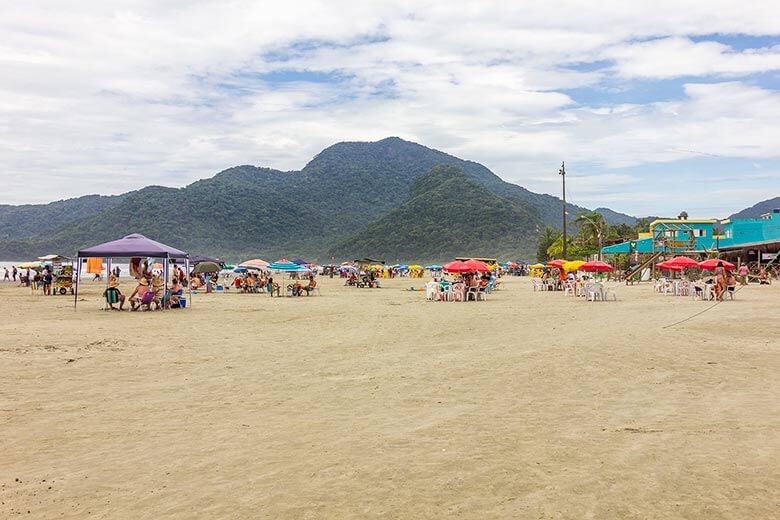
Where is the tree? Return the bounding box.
[536,227,561,262]
[574,211,608,260]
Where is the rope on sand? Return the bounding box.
[662,284,746,329]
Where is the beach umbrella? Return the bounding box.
[665,256,700,268]
[291,258,310,265]
[580,260,614,272]
[698,258,735,271]
[563,260,586,272]
[547,259,566,268]
[192,261,221,274]
[239,259,269,269]
[339,265,358,272]
[461,259,492,272]
[425,265,443,270]
[656,262,683,272]
[191,255,223,265]
[528,263,545,269]
[233,267,248,273]
[267,261,299,271]
[443,260,469,273]
[18,261,43,269]
[408,264,423,270]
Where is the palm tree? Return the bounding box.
[574,211,608,260]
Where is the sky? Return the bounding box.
[1,1,779,218]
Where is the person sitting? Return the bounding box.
[346,272,358,286]
[151,274,165,309]
[724,270,737,300]
[103,275,126,311]
[129,277,151,311]
[165,277,184,308]
[302,276,318,295]
[758,267,770,285]
[290,280,303,296]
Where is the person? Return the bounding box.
[758,267,770,285]
[725,270,737,299]
[42,268,53,295]
[12,265,17,282]
[266,276,280,297]
[714,261,725,277]
[165,277,183,308]
[3,267,8,281]
[290,279,303,296]
[129,277,151,311]
[151,274,165,309]
[25,268,31,287]
[234,276,243,292]
[103,274,126,310]
[738,263,749,285]
[302,276,318,295]
[714,269,728,301]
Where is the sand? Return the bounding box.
[0,276,778,519]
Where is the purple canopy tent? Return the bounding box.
[75,233,190,310]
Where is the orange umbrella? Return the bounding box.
[547,259,566,268]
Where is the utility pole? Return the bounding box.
[559,162,567,258]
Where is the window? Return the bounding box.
[725,230,733,238]
[692,229,707,237]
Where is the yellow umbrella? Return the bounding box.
[18,261,42,269]
[528,263,545,269]
[408,264,423,270]
[563,260,585,271]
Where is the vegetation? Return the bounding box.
[0,137,649,261]
[328,165,543,262]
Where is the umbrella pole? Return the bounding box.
[106,258,112,307]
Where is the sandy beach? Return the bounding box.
[1,276,778,519]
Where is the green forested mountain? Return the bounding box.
[0,137,637,261]
[328,165,542,262]
[0,194,128,240]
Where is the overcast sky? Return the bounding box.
[1,1,779,217]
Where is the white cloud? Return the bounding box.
[0,0,779,217]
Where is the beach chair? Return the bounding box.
[584,282,601,302]
[602,284,618,301]
[725,285,736,300]
[532,278,544,292]
[104,287,121,310]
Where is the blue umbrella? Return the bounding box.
[426,265,443,270]
[291,258,310,265]
[233,267,247,273]
[268,261,300,271]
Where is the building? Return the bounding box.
[601,210,780,265]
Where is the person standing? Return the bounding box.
[12,265,17,282]
[42,268,53,295]
[738,263,749,285]
[3,267,8,281]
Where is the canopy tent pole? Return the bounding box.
[163,257,169,311]
[74,257,81,310]
[105,258,112,309]
[186,258,191,309]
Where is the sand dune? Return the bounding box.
[1,277,778,518]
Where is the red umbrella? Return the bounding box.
[656,261,683,272]
[698,258,735,271]
[547,259,566,268]
[443,260,469,273]
[580,260,614,272]
[665,256,700,268]
[462,259,492,273]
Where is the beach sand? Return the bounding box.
[1,276,778,518]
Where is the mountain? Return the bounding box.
[0,194,128,240]
[0,137,633,261]
[594,208,637,227]
[729,197,780,219]
[328,165,543,262]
